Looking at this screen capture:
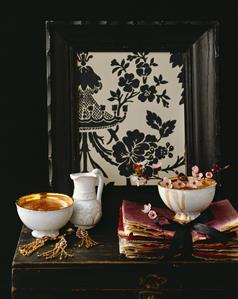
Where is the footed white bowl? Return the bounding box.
[158,179,216,223]
[16,193,74,238]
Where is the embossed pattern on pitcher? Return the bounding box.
[70,200,102,228]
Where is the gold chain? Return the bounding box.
[18,236,52,256]
[37,235,73,260]
[18,227,98,260]
[76,228,99,248]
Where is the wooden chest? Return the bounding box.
[12,228,238,299]
[12,189,238,299]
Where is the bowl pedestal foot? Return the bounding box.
[32,230,59,238]
[174,212,200,223]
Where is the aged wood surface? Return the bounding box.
[12,188,238,299]
[12,197,238,299]
[12,225,238,299]
[12,223,238,267]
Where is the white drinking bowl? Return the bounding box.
[16,192,74,238]
[158,178,216,223]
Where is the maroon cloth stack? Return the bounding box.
[118,199,238,259]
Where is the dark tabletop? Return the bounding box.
[13,222,238,269]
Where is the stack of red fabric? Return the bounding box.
[118,199,238,259]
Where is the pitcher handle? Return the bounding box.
[91,169,104,202]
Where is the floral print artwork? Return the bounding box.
[76,52,185,185]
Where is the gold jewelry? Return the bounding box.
[37,235,73,260]
[19,236,51,256]
[76,228,99,248]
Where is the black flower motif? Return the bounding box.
[136,62,152,77]
[155,142,174,159]
[118,73,139,92]
[138,84,157,102]
[112,130,157,177]
[155,146,168,159]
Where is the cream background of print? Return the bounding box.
[78,52,185,185]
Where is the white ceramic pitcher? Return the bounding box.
[70,169,104,229]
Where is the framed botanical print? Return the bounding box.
[46,21,219,193]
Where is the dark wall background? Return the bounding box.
[1,2,237,298]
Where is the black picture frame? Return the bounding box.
[46,21,220,194]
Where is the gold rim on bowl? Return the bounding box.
[16,192,74,211]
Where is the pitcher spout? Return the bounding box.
[70,173,81,180]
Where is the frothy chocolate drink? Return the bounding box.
[21,197,68,211]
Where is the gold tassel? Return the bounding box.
[37,235,73,260]
[76,228,99,248]
[19,236,51,256]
